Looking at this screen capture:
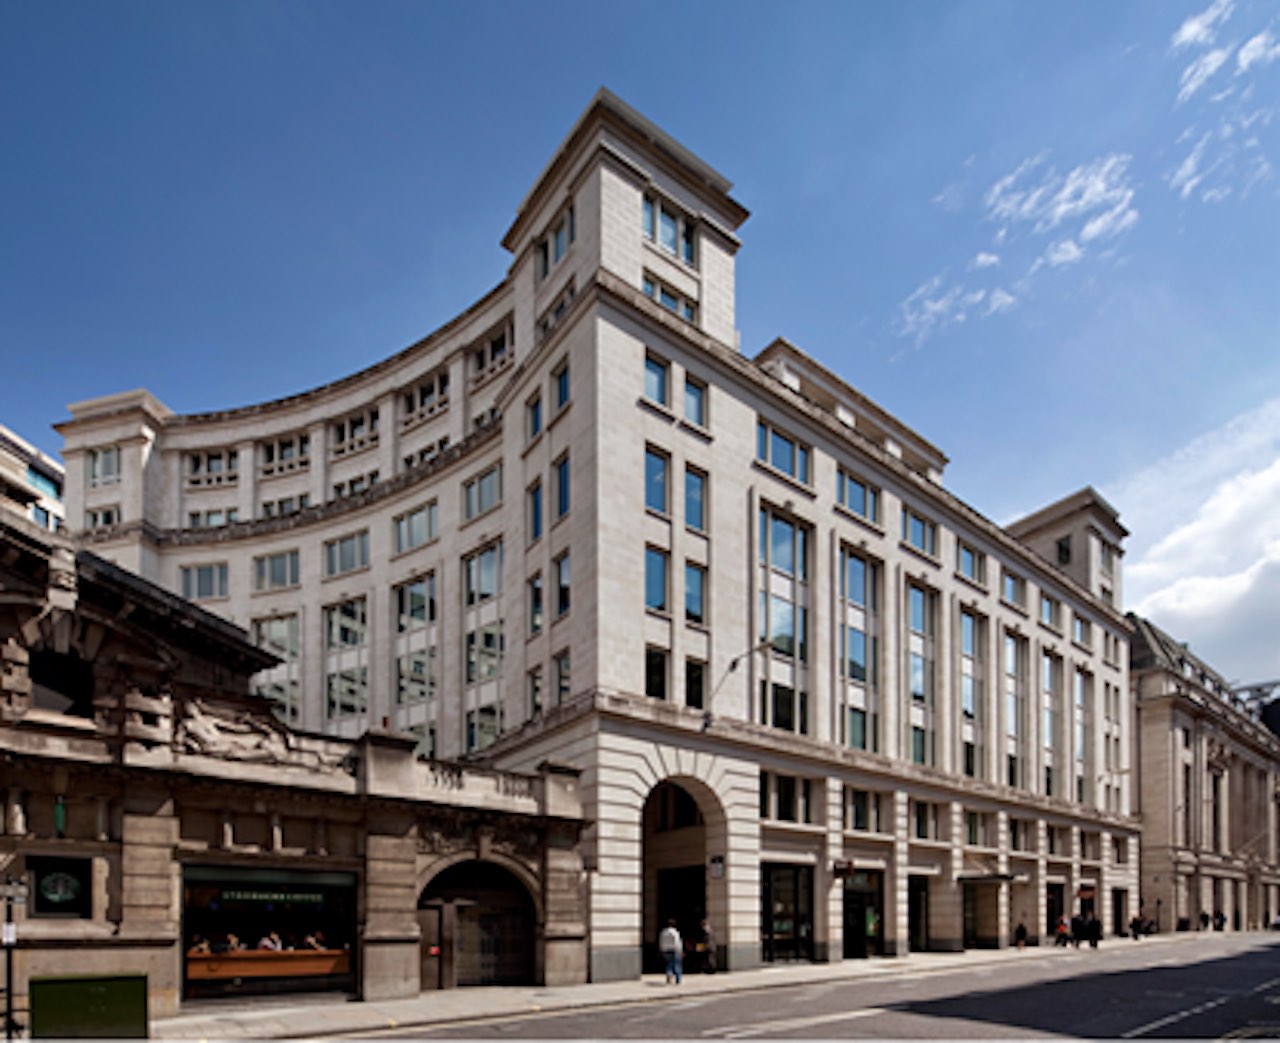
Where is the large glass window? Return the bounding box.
[465,543,502,606]
[645,448,669,513]
[394,502,438,553]
[324,531,369,577]
[253,551,299,592]
[837,469,879,522]
[685,468,706,532]
[685,562,706,624]
[645,356,669,406]
[757,420,811,483]
[182,563,228,600]
[645,547,669,612]
[464,463,502,519]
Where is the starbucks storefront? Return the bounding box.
[182,865,358,999]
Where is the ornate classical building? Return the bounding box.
[0,513,585,1019]
[1129,613,1280,932]
[55,90,1137,980]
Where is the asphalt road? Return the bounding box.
[358,934,1280,1039]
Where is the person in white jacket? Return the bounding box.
[658,919,683,984]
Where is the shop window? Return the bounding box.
[29,856,93,918]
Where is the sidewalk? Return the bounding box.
[154,933,1190,1039]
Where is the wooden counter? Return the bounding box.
[186,949,350,980]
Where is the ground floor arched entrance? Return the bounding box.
[642,779,718,973]
[418,861,537,987]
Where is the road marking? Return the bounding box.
[702,1007,885,1038]
[1121,996,1231,1038]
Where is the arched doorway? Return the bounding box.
[418,861,536,987]
[642,779,712,973]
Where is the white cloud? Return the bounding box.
[893,275,987,345]
[986,288,1016,315]
[1237,29,1280,73]
[970,251,1000,269]
[1045,239,1084,266]
[1178,47,1233,104]
[932,182,966,213]
[1171,0,1234,50]
[1109,396,1280,679]
[1202,185,1232,202]
[984,153,1140,241]
[1169,132,1212,198]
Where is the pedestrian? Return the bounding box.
[1054,915,1070,947]
[659,918,683,985]
[1014,921,1027,949]
[1085,912,1100,948]
[1070,913,1083,948]
[1213,910,1226,931]
[1130,914,1143,940]
[697,918,717,974]
[1200,911,1210,931]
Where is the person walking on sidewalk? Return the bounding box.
[659,919,684,984]
[697,918,717,974]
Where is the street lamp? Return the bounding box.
[704,639,773,728]
[2,877,29,1041]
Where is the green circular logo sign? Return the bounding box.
[40,871,82,905]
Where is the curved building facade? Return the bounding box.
[58,90,1139,981]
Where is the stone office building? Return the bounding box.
[0,514,585,1019]
[1130,613,1280,932]
[55,90,1138,980]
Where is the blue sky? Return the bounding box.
[3,1,1278,681]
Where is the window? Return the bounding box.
[644,355,669,406]
[840,547,879,752]
[527,393,542,441]
[537,205,575,279]
[395,574,437,630]
[527,481,544,542]
[253,615,301,722]
[1056,535,1072,565]
[187,449,239,488]
[464,463,502,519]
[642,194,696,266]
[402,368,450,426]
[464,543,502,606]
[1004,631,1027,788]
[555,552,571,617]
[760,680,808,735]
[554,649,571,704]
[472,325,511,379]
[837,469,880,523]
[644,447,669,513]
[331,407,379,458]
[847,788,881,832]
[181,563,228,600]
[641,272,698,322]
[394,576,437,707]
[536,284,576,342]
[465,623,503,684]
[403,437,451,471]
[187,507,239,529]
[86,506,119,529]
[685,562,707,625]
[684,377,706,426]
[645,647,668,700]
[528,574,544,634]
[253,550,299,592]
[1100,543,1115,575]
[901,507,938,556]
[685,467,706,532]
[645,547,669,613]
[1002,569,1027,608]
[553,360,570,410]
[960,608,986,779]
[29,856,93,919]
[756,420,811,483]
[331,469,379,499]
[759,507,809,659]
[261,493,310,519]
[527,667,543,718]
[394,502,438,553]
[685,659,706,709]
[913,800,937,839]
[324,598,368,719]
[553,454,570,520]
[324,531,369,577]
[88,446,120,487]
[1040,593,1062,629]
[1073,614,1092,648]
[957,542,985,583]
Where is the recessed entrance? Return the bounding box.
[642,780,709,973]
[418,861,535,987]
